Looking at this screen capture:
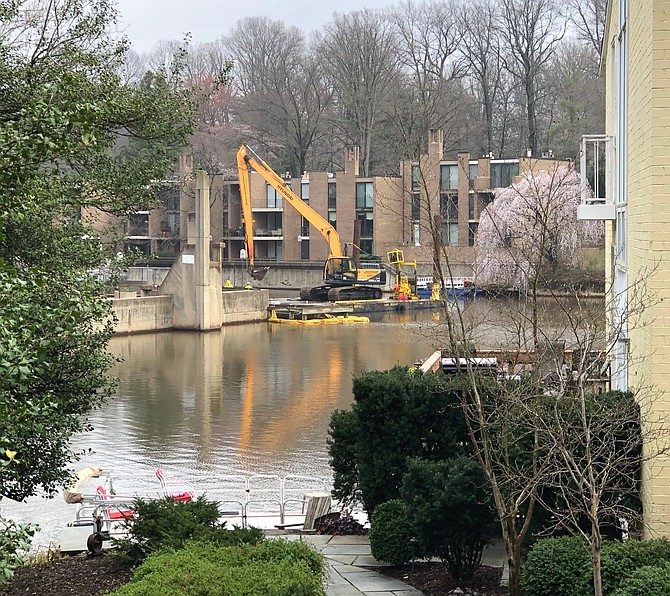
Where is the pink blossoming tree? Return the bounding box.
[475,165,603,290]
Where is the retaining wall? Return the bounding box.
[109,290,269,334]
[111,295,174,334]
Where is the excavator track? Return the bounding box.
[300,286,331,302]
[327,286,383,301]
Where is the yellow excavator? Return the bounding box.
[236,144,386,301]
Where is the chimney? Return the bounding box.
[345,147,360,176]
[428,129,444,161]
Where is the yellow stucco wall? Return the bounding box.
[606,0,670,536]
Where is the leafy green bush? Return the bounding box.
[114,496,264,564]
[0,515,35,585]
[369,499,413,565]
[611,562,670,596]
[112,539,325,596]
[601,538,670,594]
[350,367,468,514]
[521,535,592,596]
[327,409,361,508]
[402,456,496,580]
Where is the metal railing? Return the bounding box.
[70,473,333,530]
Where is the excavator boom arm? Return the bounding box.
[236,147,257,270]
[236,145,343,261]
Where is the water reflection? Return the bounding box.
[1,313,432,546]
[1,296,603,547]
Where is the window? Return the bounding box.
[468,222,478,246]
[490,163,519,188]
[128,213,149,236]
[616,209,626,265]
[328,210,337,229]
[301,182,309,201]
[161,185,180,211]
[300,239,309,260]
[356,211,373,237]
[440,194,458,220]
[356,182,373,208]
[468,164,478,190]
[439,194,458,246]
[300,216,309,237]
[266,185,283,208]
[412,194,420,221]
[468,195,476,220]
[412,165,421,192]
[440,165,458,191]
[359,239,373,255]
[328,183,336,209]
[442,222,458,246]
[412,223,420,246]
[356,181,374,250]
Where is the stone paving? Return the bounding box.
[273,533,508,596]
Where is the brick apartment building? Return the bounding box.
[122,131,565,277]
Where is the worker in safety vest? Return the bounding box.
[244,282,253,290]
[224,279,233,288]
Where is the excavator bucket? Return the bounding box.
[250,266,270,281]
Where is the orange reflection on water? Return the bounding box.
[238,358,254,452]
[234,334,344,456]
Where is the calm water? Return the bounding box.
[1,296,602,547]
[1,310,438,547]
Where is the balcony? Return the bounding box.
[254,228,283,239]
[577,134,615,220]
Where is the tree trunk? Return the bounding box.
[502,519,523,596]
[592,521,603,596]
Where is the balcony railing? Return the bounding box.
[578,134,615,220]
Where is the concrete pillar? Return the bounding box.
[191,171,222,330]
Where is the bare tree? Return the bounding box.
[146,38,183,74]
[410,158,666,595]
[498,0,566,156]
[568,0,607,55]
[459,0,506,155]
[532,281,666,596]
[225,17,331,174]
[543,40,605,160]
[384,0,470,160]
[316,9,400,176]
[118,49,147,85]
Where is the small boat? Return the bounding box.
[416,276,482,299]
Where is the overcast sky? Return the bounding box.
[115,0,394,53]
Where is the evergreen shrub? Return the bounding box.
[611,562,670,596]
[402,456,496,580]
[521,535,592,596]
[112,539,325,596]
[114,496,264,564]
[348,367,467,513]
[327,409,360,508]
[369,499,413,565]
[601,538,670,594]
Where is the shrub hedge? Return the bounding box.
[611,561,670,596]
[112,539,326,596]
[601,537,670,594]
[348,367,468,514]
[521,535,592,596]
[522,537,670,596]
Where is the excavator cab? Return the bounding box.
[324,257,357,283]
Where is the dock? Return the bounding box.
[268,297,444,324]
